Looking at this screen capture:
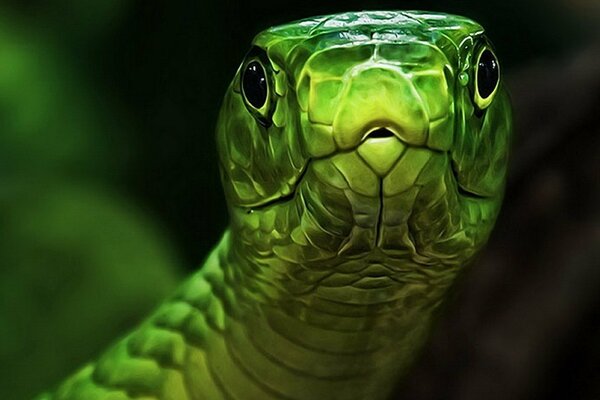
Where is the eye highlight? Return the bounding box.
[473,46,500,110]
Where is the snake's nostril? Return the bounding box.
[367,128,395,139]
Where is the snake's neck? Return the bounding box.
[199,231,459,400]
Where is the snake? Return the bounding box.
[39,10,512,400]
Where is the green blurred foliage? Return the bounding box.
[0,12,113,177]
[0,3,182,398]
[0,181,181,398]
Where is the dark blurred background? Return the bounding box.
[0,0,598,399]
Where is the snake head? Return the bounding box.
[216,11,512,271]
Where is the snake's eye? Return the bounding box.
[242,61,268,109]
[473,47,500,110]
[240,49,274,127]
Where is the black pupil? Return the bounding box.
[477,49,499,99]
[243,61,268,109]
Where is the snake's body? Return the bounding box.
[40,11,512,400]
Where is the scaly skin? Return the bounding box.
[39,11,512,400]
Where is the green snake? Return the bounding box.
[40,10,512,400]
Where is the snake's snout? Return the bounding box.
[331,65,430,150]
[299,42,455,158]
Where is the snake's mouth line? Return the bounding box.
[363,127,396,140]
[242,138,489,213]
[450,162,491,199]
[242,160,312,213]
